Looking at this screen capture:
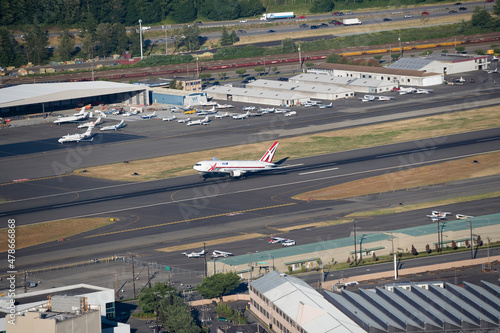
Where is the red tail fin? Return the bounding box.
[260,141,279,163]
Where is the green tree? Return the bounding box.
[179,24,201,51]
[254,65,265,76]
[137,282,177,314]
[281,38,297,54]
[200,0,241,21]
[310,0,334,13]
[239,0,264,17]
[390,53,401,62]
[218,72,227,80]
[159,295,201,332]
[220,26,232,46]
[326,53,341,63]
[57,32,75,61]
[80,32,96,59]
[22,25,49,65]
[493,2,500,16]
[199,73,212,81]
[373,54,383,62]
[230,30,239,44]
[471,7,493,29]
[0,27,25,67]
[235,68,246,78]
[272,66,278,75]
[170,0,197,23]
[196,272,240,300]
[455,45,466,53]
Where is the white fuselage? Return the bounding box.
[194,160,277,175]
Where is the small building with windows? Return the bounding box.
[149,87,209,106]
[387,53,490,75]
[173,77,202,92]
[203,86,309,106]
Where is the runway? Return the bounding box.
[2,128,500,271]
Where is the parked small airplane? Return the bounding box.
[53,107,90,125]
[182,249,206,258]
[215,112,230,119]
[232,111,251,119]
[193,141,281,179]
[399,87,417,95]
[199,100,217,106]
[416,88,433,94]
[197,106,218,115]
[162,115,177,121]
[77,116,102,128]
[58,126,94,144]
[274,108,289,114]
[284,111,297,117]
[216,103,234,109]
[319,102,333,108]
[187,116,210,126]
[427,210,452,221]
[269,236,288,244]
[141,111,157,119]
[486,68,499,74]
[456,214,474,220]
[243,106,256,111]
[211,250,233,258]
[360,96,375,102]
[258,107,275,114]
[184,108,197,114]
[177,117,191,123]
[100,120,125,131]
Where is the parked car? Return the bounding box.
[459,6,467,10]
[278,77,289,81]
[404,14,413,18]
[237,30,247,34]
[455,2,462,4]
[299,24,309,28]
[268,29,276,33]
[298,15,306,19]
[320,23,328,27]
[422,11,430,15]
[242,76,256,84]
[310,25,319,29]
[240,19,247,22]
[485,0,494,3]
[383,18,392,21]
[282,239,296,247]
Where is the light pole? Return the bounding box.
[162,25,168,55]
[298,44,302,71]
[468,220,474,259]
[138,19,143,60]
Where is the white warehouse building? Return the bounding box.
[309,63,443,87]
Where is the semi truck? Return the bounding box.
[260,12,295,20]
[343,18,362,25]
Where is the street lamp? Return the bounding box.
[162,25,168,55]
[138,19,143,60]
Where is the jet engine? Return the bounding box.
[230,170,244,178]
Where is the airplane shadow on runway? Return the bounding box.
[0,132,146,158]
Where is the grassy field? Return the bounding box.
[75,106,500,182]
[0,218,115,252]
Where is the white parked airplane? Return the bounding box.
[197,106,218,115]
[399,87,417,95]
[416,88,433,94]
[319,102,333,108]
[284,111,297,117]
[456,214,474,220]
[215,112,230,119]
[77,116,102,128]
[194,141,280,179]
[216,103,234,109]
[177,117,191,123]
[258,107,275,114]
[58,126,94,144]
[100,120,125,131]
[274,108,289,114]
[53,107,90,125]
[141,111,157,119]
[199,100,217,106]
[427,210,452,221]
[232,111,251,119]
[162,115,177,121]
[211,250,233,258]
[269,236,288,244]
[243,106,256,111]
[187,116,210,126]
[182,249,206,258]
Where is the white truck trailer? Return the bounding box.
[343,18,362,25]
[260,12,295,20]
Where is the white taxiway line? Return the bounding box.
[282,163,303,168]
[299,167,339,175]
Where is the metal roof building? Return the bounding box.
[324,280,500,332]
[308,63,443,87]
[246,79,355,100]
[149,87,208,106]
[203,86,309,106]
[0,81,148,115]
[387,54,490,75]
[249,271,365,333]
[290,72,396,94]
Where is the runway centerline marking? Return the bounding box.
[84,202,296,238]
[299,167,339,175]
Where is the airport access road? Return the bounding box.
[2,128,500,270]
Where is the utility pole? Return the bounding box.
[203,242,207,277]
[148,264,151,288]
[468,220,474,259]
[132,253,136,298]
[353,220,358,265]
[162,25,168,55]
[298,44,302,71]
[138,19,143,60]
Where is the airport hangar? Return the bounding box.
[309,63,444,87]
[0,81,149,116]
[208,213,500,280]
[387,53,491,75]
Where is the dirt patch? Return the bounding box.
[0,218,114,252]
[294,151,500,201]
[75,106,500,182]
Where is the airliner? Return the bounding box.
[58,126,94,143]
[53,107,90,125]
[100,120,125,131]
[193,141,280,179]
